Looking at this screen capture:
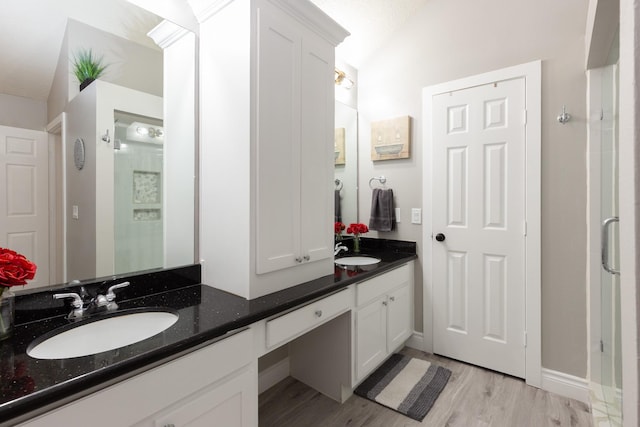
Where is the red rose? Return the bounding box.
[0,248,36,288]
[334,222,345,234]
[347,223,369,236]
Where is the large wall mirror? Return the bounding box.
[0,1,196,288]
[334,101,358,225]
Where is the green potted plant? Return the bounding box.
[72,48,108,91]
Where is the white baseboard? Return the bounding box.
[405,331,425,351]
[258,357,290,394]
[541,368,589,404]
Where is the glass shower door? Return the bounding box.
[113,111,164,274]
[597,62,622,426]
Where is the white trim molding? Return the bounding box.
[258,357,290,394]
[422,60,542,388]
[405,332,425,351]
[541,368,590,404]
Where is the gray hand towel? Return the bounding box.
[369,188,395,231]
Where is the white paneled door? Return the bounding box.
[0,125,49,287]
[432,78,526,378]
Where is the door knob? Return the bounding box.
[435,233,446,242]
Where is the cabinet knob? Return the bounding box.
[315,310,323,317]
[303,255,310,261]
[295,257,303,263]
[382,301,388,306]
[390,296,395,302]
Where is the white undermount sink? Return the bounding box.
[27,310,179,360]
[335,256,381,267]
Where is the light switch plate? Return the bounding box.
[395,208,401,223]
[72,205,79,220]
[411,208,422,224]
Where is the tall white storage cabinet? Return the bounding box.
[195,0,349,299]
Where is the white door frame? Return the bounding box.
[46,112,67,284]
[422,60,542,387]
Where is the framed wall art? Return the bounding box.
[370,115,411,161]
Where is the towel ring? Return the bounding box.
[369,176,387,189]
[334,178,343,191]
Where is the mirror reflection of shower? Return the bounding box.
[114,111,164,274]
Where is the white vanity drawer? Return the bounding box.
[266,289,351,349]
[356,263,412,307]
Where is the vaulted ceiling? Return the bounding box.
[0,0,426,101]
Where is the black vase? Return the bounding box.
[79,78,95,91]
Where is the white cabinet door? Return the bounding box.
[299,31,333,266]
[355,297,388,381]
[151,366,257,427]
[255,3,334,275]
[255,4,302,274]
[20,330,256,427]
[387,283,412,352]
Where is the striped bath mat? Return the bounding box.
[354,353,451,421]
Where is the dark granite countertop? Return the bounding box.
[0,238,416,425]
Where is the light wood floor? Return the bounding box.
[259,347,593,427]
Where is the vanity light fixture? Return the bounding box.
[335,68,354,89]
[127,122,165,144]
[136,126,164,138]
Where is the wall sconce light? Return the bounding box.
[335,68,354,89]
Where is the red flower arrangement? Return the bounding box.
[346,223,369,253]
[334,222,346,240]
[0,248,36,298]
[346,223,369,237]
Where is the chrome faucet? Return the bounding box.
[53,281,130,320]
[334,242,348,256]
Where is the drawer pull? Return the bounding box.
[303,255,310,261]
[315,310,323,318]
[295,257,303,263]
[382,301,388,306]
[164,424,176,427]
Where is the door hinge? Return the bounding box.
[600,340,604,353]
[523,109,528,125]
[524,331,528,347]
[523,221,528,237]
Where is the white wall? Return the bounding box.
[357,0,589,377]
[0,94,47,130]
[65,84,98,281]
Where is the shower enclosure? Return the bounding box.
[589,57,622,425]
[113,111,164,274]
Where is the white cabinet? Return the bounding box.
[354,262,414,383]
[254,4,335,275]
[20,329,257,427]
[143,365,255,427]
[196,0,349,299]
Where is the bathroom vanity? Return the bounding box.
[0,242,416,427]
